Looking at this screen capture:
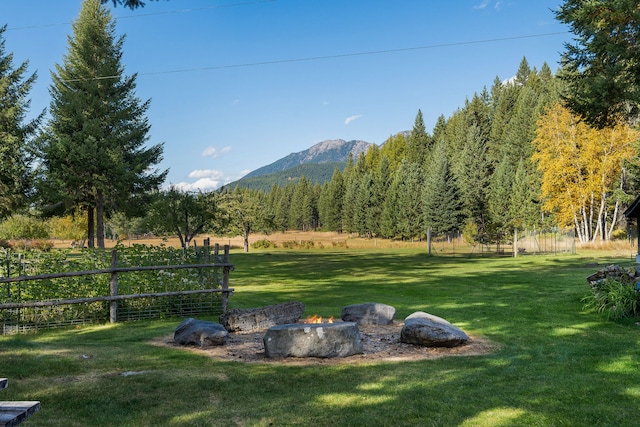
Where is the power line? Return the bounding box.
[62,31,569,83]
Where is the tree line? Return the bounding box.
[218,58,639,247]
[2,0,640,250]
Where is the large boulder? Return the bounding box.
[174,318,229,347]
[341,302,396,325]
[263,322,363,358]
[219,301,305,332]
[400,312,469,347]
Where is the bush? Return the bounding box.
[12,239,54,251]
[281,240,315,249]
[0,214,49,240]
[251,239,276,249]
[583,278,640,320]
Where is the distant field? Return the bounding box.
[52,230,637,260]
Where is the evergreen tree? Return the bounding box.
[36,0,166,248]
[378,133,407,173]
[488,75,520,166]
[556,0,640,127]
[395,160,425,240]
[380,169,401,239]
[422,140,462,236]
[353,173,375,237]
[318,167,345,232]
[289,176,312,230]
[271,183,292,232]
[0,26,43,217]
[406,109,431,166]
[510,158,540,230]
[487,155,514,233]
[455,124,490,238]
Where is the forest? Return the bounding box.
[217,57,639,248]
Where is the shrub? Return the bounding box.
[280,240,315,249]
[251,239,275,249]
[583,278,640,320]
[0,214,49,240]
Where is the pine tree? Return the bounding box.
[380,170,400,239]
[455,124,490,237]
[0,26,43,217]
[510,158,540,230]
[317,167,345,232]
[406,109,431,166]
[422,140,462,236]
[289,176,312,230]
[378,133,407,173]
[395,160,425,240]
[487,155,514,232]
[556,0,640,127]
[36,0,166,248]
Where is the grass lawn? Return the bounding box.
[2,248,640,426]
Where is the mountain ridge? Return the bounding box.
[242,139,373,179]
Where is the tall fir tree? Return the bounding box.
[36,0,166,248]
[455,123,490,236]
[395,160,425,240]
[406,109,431,166]
[0,26,43,218]
[317,167,345,232]
[422,139,462,235]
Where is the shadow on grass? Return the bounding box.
[2,250,639,425]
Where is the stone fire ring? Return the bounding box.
[263,322,364,358]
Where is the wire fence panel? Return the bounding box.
[426,229,576,256]
[0,242,233,334]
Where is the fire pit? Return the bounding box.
[263,321,363,358]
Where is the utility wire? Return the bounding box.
[61,31,569,83]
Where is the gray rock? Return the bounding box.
[400,312,469,347]
[341,302,396,325]
[174,318,229,347]
[219,301,305,332]
[263,322,363,358]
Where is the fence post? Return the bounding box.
[109,249,118,324]
[221,245,230,314]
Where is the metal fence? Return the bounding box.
[0,243,233,334]
[426,228,576,256]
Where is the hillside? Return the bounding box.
[227,139,374,190]
[225,162,343,192]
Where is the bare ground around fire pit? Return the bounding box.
[150,322,497,366]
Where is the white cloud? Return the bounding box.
[344,114,363,125]
[201,146,232,158]
[188,169,224,179]
[473,0,490,9]
[172,178,221,192]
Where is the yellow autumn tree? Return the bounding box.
[532,103,638,242]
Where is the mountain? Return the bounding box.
[226,162,344,192]
[243,139,373,179]
[226,139,374,191]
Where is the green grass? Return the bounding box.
[2,248,640,426]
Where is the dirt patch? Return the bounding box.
[150,322,497,366]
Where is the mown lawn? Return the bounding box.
[2,248,639,426]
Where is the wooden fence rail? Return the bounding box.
[0,244,234,327]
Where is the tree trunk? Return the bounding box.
[96,190,105,249]
[243,229,250,253]
[87,206,95,248]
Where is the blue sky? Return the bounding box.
[3,0,570,191]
